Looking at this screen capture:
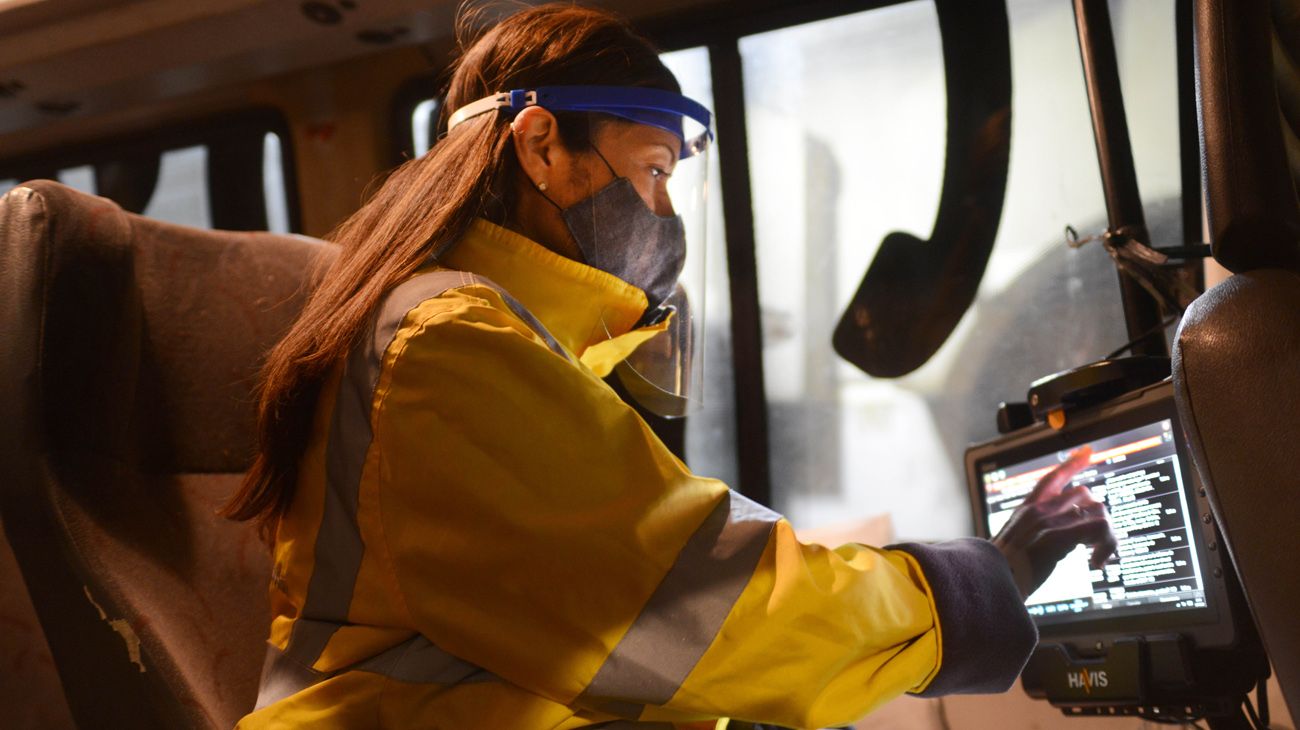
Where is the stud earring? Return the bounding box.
[536,181,548,192]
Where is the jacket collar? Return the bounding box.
[438,219,655,375]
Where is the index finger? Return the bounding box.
[1028,446,1094,503]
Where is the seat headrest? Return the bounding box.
[1196,0,1300,272]
[1,180,337,474]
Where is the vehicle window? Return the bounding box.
[740,0,1178,539]
[1112,0,1184,247]
[388,81,440,164]
[142,145,212,228]
[0,111,296,233]
[412,98,439,158]
[661,46,740,489]
[145,133,293,231]
[57,165,97,195]
[263,132,291,234]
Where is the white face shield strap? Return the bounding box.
[448,85,714,418]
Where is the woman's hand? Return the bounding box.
[992,447,1118,600]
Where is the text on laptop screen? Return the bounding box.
[981,418,1207,626]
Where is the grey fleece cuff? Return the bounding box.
[887,537,1038,696]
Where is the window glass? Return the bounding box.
[57,165,97,196]
[142,145,212,229]
[661,46,740,488]
[742,0,1174,540]
[412,98,439,158]
[140,133,294,231]
[263,132,291,234]
[1111,0,1183,247]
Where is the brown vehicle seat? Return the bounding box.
[0,180,336,728]
[1173,0,1300,719]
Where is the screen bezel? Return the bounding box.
[965,381,1239,649]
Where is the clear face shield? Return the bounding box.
[449,86,713,418]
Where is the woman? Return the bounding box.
[226,5,1116,728]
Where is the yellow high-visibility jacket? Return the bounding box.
[237,219,1035,730]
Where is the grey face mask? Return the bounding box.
[548,151,686,315]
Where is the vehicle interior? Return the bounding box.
[1,0,1296,728]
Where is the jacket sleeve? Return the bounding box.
[372,289,1035,728]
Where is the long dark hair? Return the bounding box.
[223,4,679,538]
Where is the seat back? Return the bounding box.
[1174,0,1300,716]
[0,180,337,728]
[1174,271,1300,711]
[0,518,76,728]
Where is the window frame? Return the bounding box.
[388,75,444,168]
[650,0,1203,508]
[647,0,925,507]
[0,107,302,234]
[383,0,1204,508]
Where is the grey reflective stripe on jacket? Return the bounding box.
[577,490,778,718]
[257,634,497,711]
[257,270,566,710]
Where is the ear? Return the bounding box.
[511,106,567,189]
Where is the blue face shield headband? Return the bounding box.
[446,86,713,158]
